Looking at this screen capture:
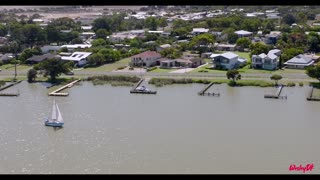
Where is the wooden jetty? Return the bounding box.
[0,92,19,96]
[307,87,320,101]
[198,82,220,97]
[130,79,144,91]
[0,80,22,92]
[130,90,157,94]
[264,85,286,99]
[130,79,157,94]
[48,79,81,96]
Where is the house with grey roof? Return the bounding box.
[156,44,171,53]
[211,52,247,70]
[252,49,281,70]
[26,53,61,64]
[284,54,314,69]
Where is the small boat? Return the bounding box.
[135,86,151,92]
[45,100,64,127]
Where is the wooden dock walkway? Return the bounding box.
[130,79,144,91]
[0,80,22,92]
[48,79,81,96]
[198,82,220,97]
[264,85,286,99]
[307,87,320,101]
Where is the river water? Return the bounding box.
[0,81,319,174]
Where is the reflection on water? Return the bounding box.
[0,81,320,174]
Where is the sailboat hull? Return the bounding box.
[44,119,64,127]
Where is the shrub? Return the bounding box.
[129,67,134,70]
[117,66,127,70]
[286,82,296,87]
[147,66,157,72]
[299,82,304,87]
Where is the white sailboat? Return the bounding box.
[45,100,64,127]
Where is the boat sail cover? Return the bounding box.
[51,100,57,121]
[55,103,64,123]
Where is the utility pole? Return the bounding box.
[14,61,17,82]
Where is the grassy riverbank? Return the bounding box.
[148,77,293,87]
[87,75,141,86]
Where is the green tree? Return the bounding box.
[306,64,320,82]
[249,43,271,55]
[27,69,37,83]
[22,24,46,48]
[281,48,304,62]
[70,37,83,44]
[160,47,182,59]
[226,69,241,85]
[0,24,7,37]
[270,74,282,86]
[96,29,109,39]
[236,37,252,50]
[92,38,107,47]
[145,17,158,31]
[189,33,215,53]
[282,14,296,25]
[158,17,168,30]
[92,17,110,32]
[18,48,34,63]
[87,53,105,66]
[37,58,71,82]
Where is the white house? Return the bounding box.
[252,49,281,70]
[234,30,253,38]
[61,52,92,66]
[130,51,161,67]
[211,52,247,70]
[192,28,209,35]
[284,54,314,69]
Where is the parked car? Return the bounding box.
[65,71,74,75]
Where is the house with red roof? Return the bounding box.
[130,51,161,67]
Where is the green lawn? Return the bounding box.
[149,67,176,73]
[190,64,226,73]
[233,51,251,61]
[312,88,320,98]
[0,64,32,71]
[77,58,131,72]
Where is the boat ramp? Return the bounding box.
[0,80,22,97]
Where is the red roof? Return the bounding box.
[131,51,161,58]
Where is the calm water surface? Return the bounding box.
[0,81,319,174]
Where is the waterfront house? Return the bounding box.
[130,51,161,67]
[252,49,281,70]
[156,44,171,53]
[61,52,92,66]
[174,57,204,68]
[211,52,247,70]
[26,53,61,64]
[284,54,314,69]
[159,58,176,68]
